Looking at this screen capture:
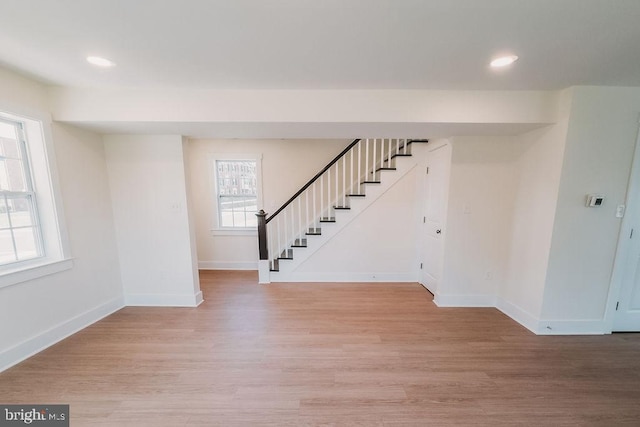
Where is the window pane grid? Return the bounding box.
[0,225,38,231]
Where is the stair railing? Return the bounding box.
[257,138,414,271]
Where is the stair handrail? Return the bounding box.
[265,138,361,224]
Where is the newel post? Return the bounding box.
[256,210,270,284]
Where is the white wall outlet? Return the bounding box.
[616,204,626,218]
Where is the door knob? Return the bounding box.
[436,229,442,234]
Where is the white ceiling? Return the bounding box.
[1,0,640,91]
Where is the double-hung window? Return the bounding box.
[215,159,259,229]
[0,118,43,265]
[0,109,70,288]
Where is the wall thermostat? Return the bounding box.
[586,194,604,207]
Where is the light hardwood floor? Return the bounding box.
[1,270,640,426]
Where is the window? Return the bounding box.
[0,118,43,265]
[0,109,71,287]
[215,159,258,228]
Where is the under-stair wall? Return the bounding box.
[258,138,426,283]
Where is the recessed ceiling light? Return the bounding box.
[490,55,519,68]
[86,56,116,68]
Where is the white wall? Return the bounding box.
[0,67,49,113]
[500,90,572,328]
[433,88,640,335]
[181,137,201,288]
[0,68,123,371]
[187,138,348,269]
[436,136,520,304]
[540,87,640,331]
[104,135,201,306]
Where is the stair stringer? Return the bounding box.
[269,156,418,282]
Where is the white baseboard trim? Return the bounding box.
[270,272,418,283]
[536,319,606,335]
[495,297,540,334]
[125,292,202,307]
[194,291,204,307]
[418,282,435,295]
[429,294,607,335]
[198,261,257,270]
[258,260,270,284]
[433,293,497,307]
[0,295,125,373]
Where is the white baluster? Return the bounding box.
[342,155,346,207]
[335,161,338,206]
[271,222,275,266]
[320,172,324,221]
[387,138,391,167]
[350,147,354,196]
[298,197,302,245]
[328,165,332,212]
[358,140,362,193]
[312,181,317,232]
[277,216,281,258]
[372,138,377,181]
[284,209,288,257]
[365,138,370,182]
[305,188,309,235]
[268,222,272,267]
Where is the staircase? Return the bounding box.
[256,138,425,283]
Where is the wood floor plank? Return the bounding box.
[1,270,640,426]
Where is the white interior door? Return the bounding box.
[612,124,640,331]
[612,126,640,331]
[420,143,451,294]
[613,239,640,331]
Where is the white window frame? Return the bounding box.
[210,153,263,236]
[0,117,44,264]
[0,107,72,289]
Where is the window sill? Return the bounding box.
[210,228,258,237]
[0,258,74,290]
